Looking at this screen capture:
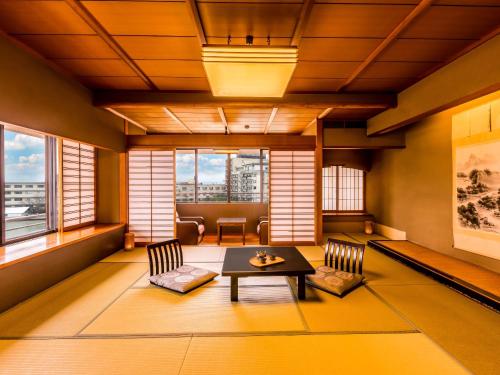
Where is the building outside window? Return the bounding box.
[2,128,58,242]
[176,149,268,203]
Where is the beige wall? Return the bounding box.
[368,94,500,272]
[97,149,121,224]
[0,35,125,152]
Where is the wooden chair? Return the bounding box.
[147,239,184,276]
[146,239,218,293]
[306,238,366,297]
[324,238,365,275]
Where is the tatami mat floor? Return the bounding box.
[0,233,498,374]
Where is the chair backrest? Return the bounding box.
[146,239,184,276]
[325,238,365,274]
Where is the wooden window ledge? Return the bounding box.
[0,224,125,270]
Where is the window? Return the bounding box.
[323,166,364,212]
[175,149,195,202]
[175,149,268,203]
[62,139,96,229]
[2,127,57,243]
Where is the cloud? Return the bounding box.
[16,153,44,170]
[5,133,44,151]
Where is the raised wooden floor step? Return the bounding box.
[367,240,500,311]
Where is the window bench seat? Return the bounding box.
[368,240,500,310]
[0,224,125,312]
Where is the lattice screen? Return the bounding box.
[269,150,315,243]
[62,139,95,229]
[128,150,175,243]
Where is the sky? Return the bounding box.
[4,130,45,182]
[176,152,227,184]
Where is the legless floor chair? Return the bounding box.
[147,239,218,293]
[306,238,365,297]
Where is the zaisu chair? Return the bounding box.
[306,238,366,296]
[257,216,268,245]
[176,211,205,245]
[147,239,218,293]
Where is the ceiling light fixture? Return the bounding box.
[202,39,297,98]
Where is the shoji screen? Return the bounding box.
[270,150,315,243]
[62,139,95,229]
[128,150,175,243]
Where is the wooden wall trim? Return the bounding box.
[315,119,323,245]
[127,134,316,149]
[93,91,397,109]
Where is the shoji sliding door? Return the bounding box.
[269,150,315,244]
[128,150,175,244]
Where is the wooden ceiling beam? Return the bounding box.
[291,0,315,47]
[264,108,279,134]
[338,0,433,91]
[94,91,397,109]
[217,107,230,134]
[105,108,148,132]
[64,0,157,90]
[163,107,193,134]
[185,0,207,46]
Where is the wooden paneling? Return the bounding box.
[150,77,210,91]
[378,38,473,62]
[325,107,386,120]
[198,2,301,38]
[293,62,359,79]
[359,62,437,79]
[344,78,413,92]
[81,1,197,36]
[287,78,344,92]
[224,108,273,133]
[401,6,500,39]
[118,107,187,134]
[135,60,205,77]
[304,4,414,37]
[269,108,326,134]
[0,1,94,34]
[53,59,137,77]
[79,76,150,90]
[114,36,201,60]
[299,38,380,61]
[14,35,118,59]
[169,106,225,133]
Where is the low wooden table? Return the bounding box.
[217,217,246,245]
[222,247,315,301]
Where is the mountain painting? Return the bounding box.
[456,140,500,234]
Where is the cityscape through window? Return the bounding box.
[176,149,269,203]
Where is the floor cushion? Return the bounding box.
[306,265,364,296]
[150,265,218,293]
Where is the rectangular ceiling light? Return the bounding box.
[202,46,298,98]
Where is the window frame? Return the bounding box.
[175,148,269,204]
[0,125,58,245]
[322,165,366,213]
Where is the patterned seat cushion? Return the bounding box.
[150,265,218,293]
[306,265,364,296]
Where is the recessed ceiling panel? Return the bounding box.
[52,59,137,77]
[287,78,344,92]
[150,77,210,91]
[80,76,149,90]
[82,1,197,36]
[293,62,358,79]
[378,38,473,62]
[135,60,206,77]
[299,38,380,62]
[0,1,94,34]
[115,36,201,60]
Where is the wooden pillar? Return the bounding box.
[315,118,323,245]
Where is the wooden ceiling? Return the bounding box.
[0,0,498,133]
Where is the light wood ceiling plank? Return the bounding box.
[82,1,197,36]
[135,60,205,77]
[52,59,137,77]
[114,36,201,60]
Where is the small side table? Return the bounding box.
[216,217,246,245]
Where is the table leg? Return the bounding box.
[231,276,238,302]
[242,223,245,245]
[298,275,306,300]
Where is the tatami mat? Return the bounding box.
[101,246,225,263]
[0,263,146,338]
[82,286,305,335]
[323,232,357,243]
[132,262,288,288]
[294,283,414,333]
[371,284,500,375]
[0,337,190,375]
[180,333,469,375]
[296,246,324,261]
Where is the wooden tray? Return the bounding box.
[249,256,285,268]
